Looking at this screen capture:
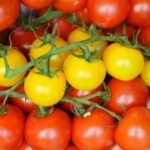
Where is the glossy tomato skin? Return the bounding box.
[24,68,66,106]
[115,106,150,149]
[21,0,53,9]
[51,17,76,40]
[0,104,25,150]
[0,0,20,31]
[75,7,91,26]
[25,108,71,150]
[106,77,149,115]
[138,26,150,47]
[0,47,27,87]
[87,0,129,28]
[103,43,144,81]
[127,0,150,26]
[72,108,116,150]
[53,0,87,13]
[10,27,45,57]
[10,84,37,113]
[61,85,103,112]
[63,53,106,91]
[16,141,34,150]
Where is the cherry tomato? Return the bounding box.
[0,104,25,150]
[87,0,129,28]
[0,0,20,31]
[115,106,150,149]
[10,27,45,58]
[21,0,53,9]
[51,17,76,40]
[60,85,103,112]
[72,108,116,150]
[63,53,106,90]
[75,7,91,26]
[105,77,149,115]
[25,108,71,150]
[30,37,69,68]
[138,25,150,47]
[68,27,108,56]
[127,0,150,26]
[103,43,144,81]
[53,0,87,13]
[10,84,37,113]
[16,141,34,150]
[140,60,150,87]
[24,68,66,106]
[0,47,27,87]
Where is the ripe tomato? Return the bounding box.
[0,47,27,87]
[87,0,129,28]
[30,37,69,68]
[50,17,76,40]
[16,141,33,150]
[21,0,53,9]
[63,53,106,90]
[75,7,91,26]
[24,68,66,106]
[10,26,45,58]
[138,25,150,47]
[115,106,150,149]
[25,108,71,150]
[127,0,150,26]
[53,0,87,13]
[72,108,116,150]
[68,27,108,56]
[10,84,37,113]
[106,77,149,115]
[60,85,103,112]
[0,0,20,31]
[103,43,144,81]
[140,60,150,87]
[0,104,25,150]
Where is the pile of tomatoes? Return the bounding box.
[0,0,150,150]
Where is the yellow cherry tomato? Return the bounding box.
[24,68,66,106]
[30,37,69,68]
[0,47,27,87]
[63,53,106,90]
[68,27,108,55]
[103,43,144,81]
[140,60,150,86]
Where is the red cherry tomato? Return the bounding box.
[21,0,53,9]
[115,106,150,149]
[0,86,7,104]
[87,0,129,28]
[61,85,103,112]
[51,17,76,40]
[10,84,37,113]
[10,26,45,58]
[53,0,87,13]
[106,77,149,115]
[0,104,25,150]
[0,0,20,31]
[138,25,150,47]
[72,108,116,150]
[25,108,71,150]
[127,0,150,26]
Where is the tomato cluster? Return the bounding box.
[0,0,150,149]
